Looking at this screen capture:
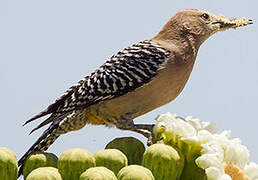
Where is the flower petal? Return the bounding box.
[244,162,258,180]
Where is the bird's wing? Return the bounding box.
[25,40,171,132]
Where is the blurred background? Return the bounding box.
[0,0,257,175]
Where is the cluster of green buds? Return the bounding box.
[1,113,258,180]
[0,137,148,180]
[153,112,258,180]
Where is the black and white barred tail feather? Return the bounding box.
[22,82,81,126]
[18,121,61,177]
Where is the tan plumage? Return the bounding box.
[18,9,252,177]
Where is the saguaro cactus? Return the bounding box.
[105,137,145,165]
[58,148,95,180]
[0,147,18,180]
[94,149,127,175]
[80,167,118,180]
[142,144,184,180]
[26,167,62,180]
[22,152,58,179]
[117,165,154,180]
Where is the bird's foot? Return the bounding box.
[116,121,155,146]
[115,113,156,145]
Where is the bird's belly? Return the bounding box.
[85,60,195,125]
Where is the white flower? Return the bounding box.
[201,121,217,134]
[244,162,258,180]
[197,130,214,144]
[219,174,232,180]
[201,140,224,162]
[181,136,200,145]
[205,167,223,180]
[185,116,217,133]
[212,131,231,148]
[196,154,222,170]
[153,113,256,180]
[154,113,196,141]
[185,116,202,130]
[181,130,214,146]
[224,138,249,169]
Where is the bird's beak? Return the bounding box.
[211,15,253,32]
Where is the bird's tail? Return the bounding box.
[18,121,61,177]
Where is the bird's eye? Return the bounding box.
[201,13,209,20]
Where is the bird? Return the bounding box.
[18,9,252,176]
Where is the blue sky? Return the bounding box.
[0,1,257,176]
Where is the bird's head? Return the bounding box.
[154,9,252,47]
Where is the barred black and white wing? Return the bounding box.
[24,40,171,132]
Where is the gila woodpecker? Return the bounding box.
[18,9,252,176]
